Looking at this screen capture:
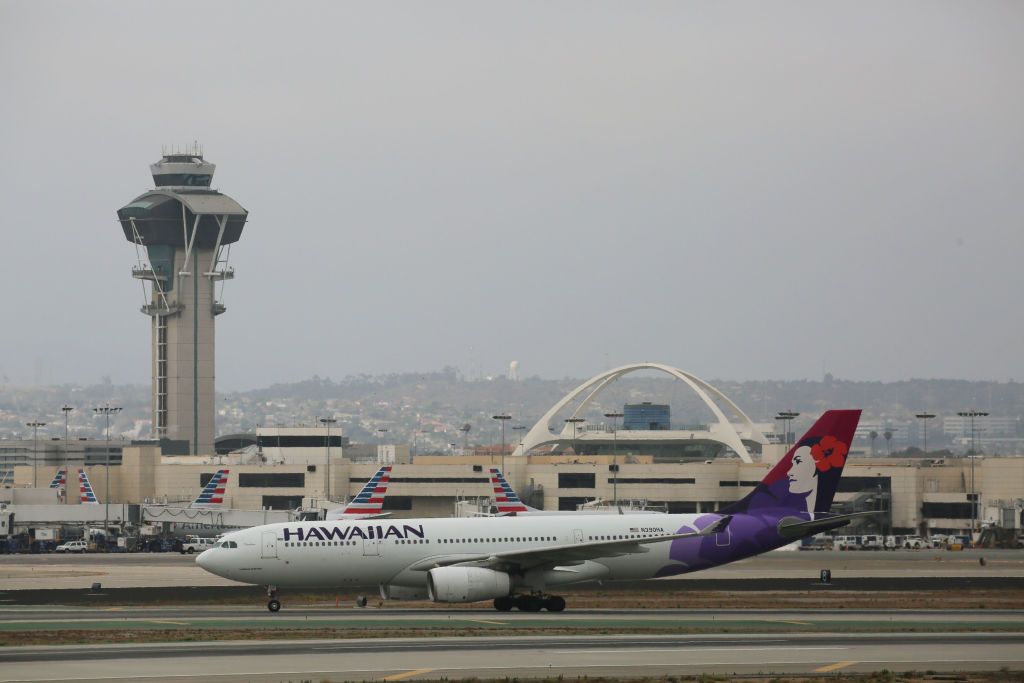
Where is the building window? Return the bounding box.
[262,495,303,510]
[382,496,413,511]
[256,436,346,448]
[611,477,695,485]
[718,480,761,487]
[239,473,305,488]
[558,496,590,511]
[922,502,974,518]
[558,472,595,488]
[389,477,489,484]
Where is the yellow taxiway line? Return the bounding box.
[814,660,857,673]
[384,668,436,681]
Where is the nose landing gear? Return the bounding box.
[493,594,566,612]
[266,585,281,612]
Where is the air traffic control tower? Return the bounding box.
[116,145,248,455]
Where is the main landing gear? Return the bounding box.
[494,594,566,612]
[267,585,281,612]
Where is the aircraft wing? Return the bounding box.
[776,511,879,539]
[406,515,731,573]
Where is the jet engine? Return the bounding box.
[379,584,428,601]
[426,566,511,603]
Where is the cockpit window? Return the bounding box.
[216,540,238,549]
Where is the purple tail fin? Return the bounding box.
[722,409,861,515]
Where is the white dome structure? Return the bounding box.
[512,362,767,463]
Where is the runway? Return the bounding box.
[0,632,1022,681]
[0,606,1021,631]
[2,548,1021,591]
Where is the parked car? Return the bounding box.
[834,535,860,551]
[902,535,926,549]
[859,534,885,550]
[55,540,88,554]
[180,536,218,554]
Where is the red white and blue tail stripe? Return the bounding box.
[48,468,67,489]
[489,468,533,514]
[78,468,99,504]
[192,469,230,508]
[340,465,392,517]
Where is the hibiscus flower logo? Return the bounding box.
[810,435,847,472]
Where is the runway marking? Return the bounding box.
[383,668,436,681]
[463,618,507,625]
[550,646,846,654]
[814,660,857,672]
[147,620,189,626]
[775,619,813,625]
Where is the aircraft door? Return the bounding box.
[362,536,381,556]
[573,529,584,544]
[261,531,278,559]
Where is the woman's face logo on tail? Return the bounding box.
[786,435,849,513]
[787,447,817,495]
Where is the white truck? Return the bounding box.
[55,540,88,553]
[180,536,218,554]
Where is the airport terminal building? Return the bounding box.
[8,443,1023,536]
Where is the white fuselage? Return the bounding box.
[196,513,731,591]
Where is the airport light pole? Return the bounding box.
[492,414,511,472]
[93,404,121,551]
[604,411,624,504]
[564,417,585,455]
[25,421,46,488]
[915,412,935,456]
[61,405,73,505]
[957,410,988,533]
[775,411,800,449]
[319,417,337,502]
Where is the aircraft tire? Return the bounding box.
[517,596,543,612]
[493,596,514,611]
[544,596,566,612]
[267,599,281,612]
[356,595,368,608]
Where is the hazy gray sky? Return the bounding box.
[1,2,1022,390]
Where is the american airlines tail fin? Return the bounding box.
[721,409,861,516]
[489,468,536,514]
[326,465,393,520]
[48,468,67,489]
[77,468,99,504]
[192,469,230,508]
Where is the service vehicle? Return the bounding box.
[859,534,884,550]
[902,535,926,549]
[181,536,218,554]
[55,540,88,554]
[834,534,860,550]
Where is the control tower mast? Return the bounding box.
[116,145,248,455]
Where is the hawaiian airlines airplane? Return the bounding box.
[198,410,864,613]
[325,465,393,520]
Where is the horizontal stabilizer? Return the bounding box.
[777,511,879,540]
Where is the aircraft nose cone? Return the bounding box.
[195,549,212,571]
